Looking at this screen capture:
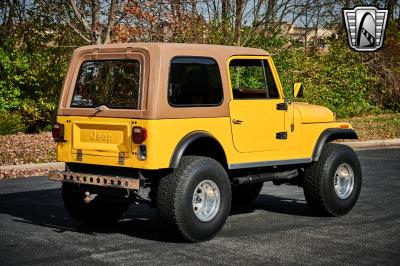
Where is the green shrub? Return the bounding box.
[267,40,382,118]
[0,113,27,135]
[0,38,69,132]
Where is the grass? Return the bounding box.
[340,113,400,141]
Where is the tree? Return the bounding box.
[387,0,397,20]
[38,0,118,44]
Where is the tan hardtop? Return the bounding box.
[58,43,272,119]
[73,42,270,58]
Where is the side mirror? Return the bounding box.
[293,83,304,98]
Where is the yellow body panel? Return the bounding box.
[229,99,285,152]
[72,120,132,154]
[56,115,351,170]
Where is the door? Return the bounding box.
[228,56,286,152]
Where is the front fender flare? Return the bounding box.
[312,128,358,161]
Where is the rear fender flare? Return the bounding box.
[169,131,222,168]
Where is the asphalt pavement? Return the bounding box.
[0,148,399,265]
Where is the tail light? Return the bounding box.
[52,123,64,141]
[132,126,147,144]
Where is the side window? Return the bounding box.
[264,60,280,98]
[229,59,279,99]
[168,57,223,106]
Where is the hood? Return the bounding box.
[293,102,335,123]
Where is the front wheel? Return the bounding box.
[157,156,231,242]
[303,143,362,216]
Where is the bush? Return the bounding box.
[0,113,27,135]
[369,20,400,112]
[0,39,69,133]
[265,39,382,118]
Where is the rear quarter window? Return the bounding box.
[168,57,223,107]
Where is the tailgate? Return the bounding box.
[71,118,132,156]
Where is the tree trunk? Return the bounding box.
[234,0,245,46]
[387,0,397,20]
[91,0,101,44]
[222,0,230,20]
[104,0,117,44]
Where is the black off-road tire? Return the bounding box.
[231,182,263,205]
[157,156,231,242]
[62,183,130,226]
[303,143,362,216]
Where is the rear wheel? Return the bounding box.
[62,183,130,226]
[157,156,231,242]
[231,182,263,205]
[303,143,362,216]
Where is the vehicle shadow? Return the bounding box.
[0,187,316,243]
[231,194,317,217]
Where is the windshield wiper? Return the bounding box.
[91,105,107,116]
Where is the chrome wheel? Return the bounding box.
[192,180,221,222]
[334,163,354,199]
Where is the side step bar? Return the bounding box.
[232,169,298,185]
[48,170,140,190]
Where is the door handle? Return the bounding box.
[232,119,243,125]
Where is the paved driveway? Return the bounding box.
[0,148,399,265]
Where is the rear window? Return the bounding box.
[168,57,223,106]
[71,60,141,109]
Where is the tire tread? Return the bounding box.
[157,156,230,242]
[304,143,361,216]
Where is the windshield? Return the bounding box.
[71,60,141,109]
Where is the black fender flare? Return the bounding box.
[312,128,358,161]
[169,131,222,168]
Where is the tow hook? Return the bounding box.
[84,191,97,204]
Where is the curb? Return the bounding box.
[0,162,65,171]
[343,138,400,149]
[0,139,399,171]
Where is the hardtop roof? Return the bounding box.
[74,42,270,58]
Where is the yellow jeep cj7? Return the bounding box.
[49,43,362,242]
